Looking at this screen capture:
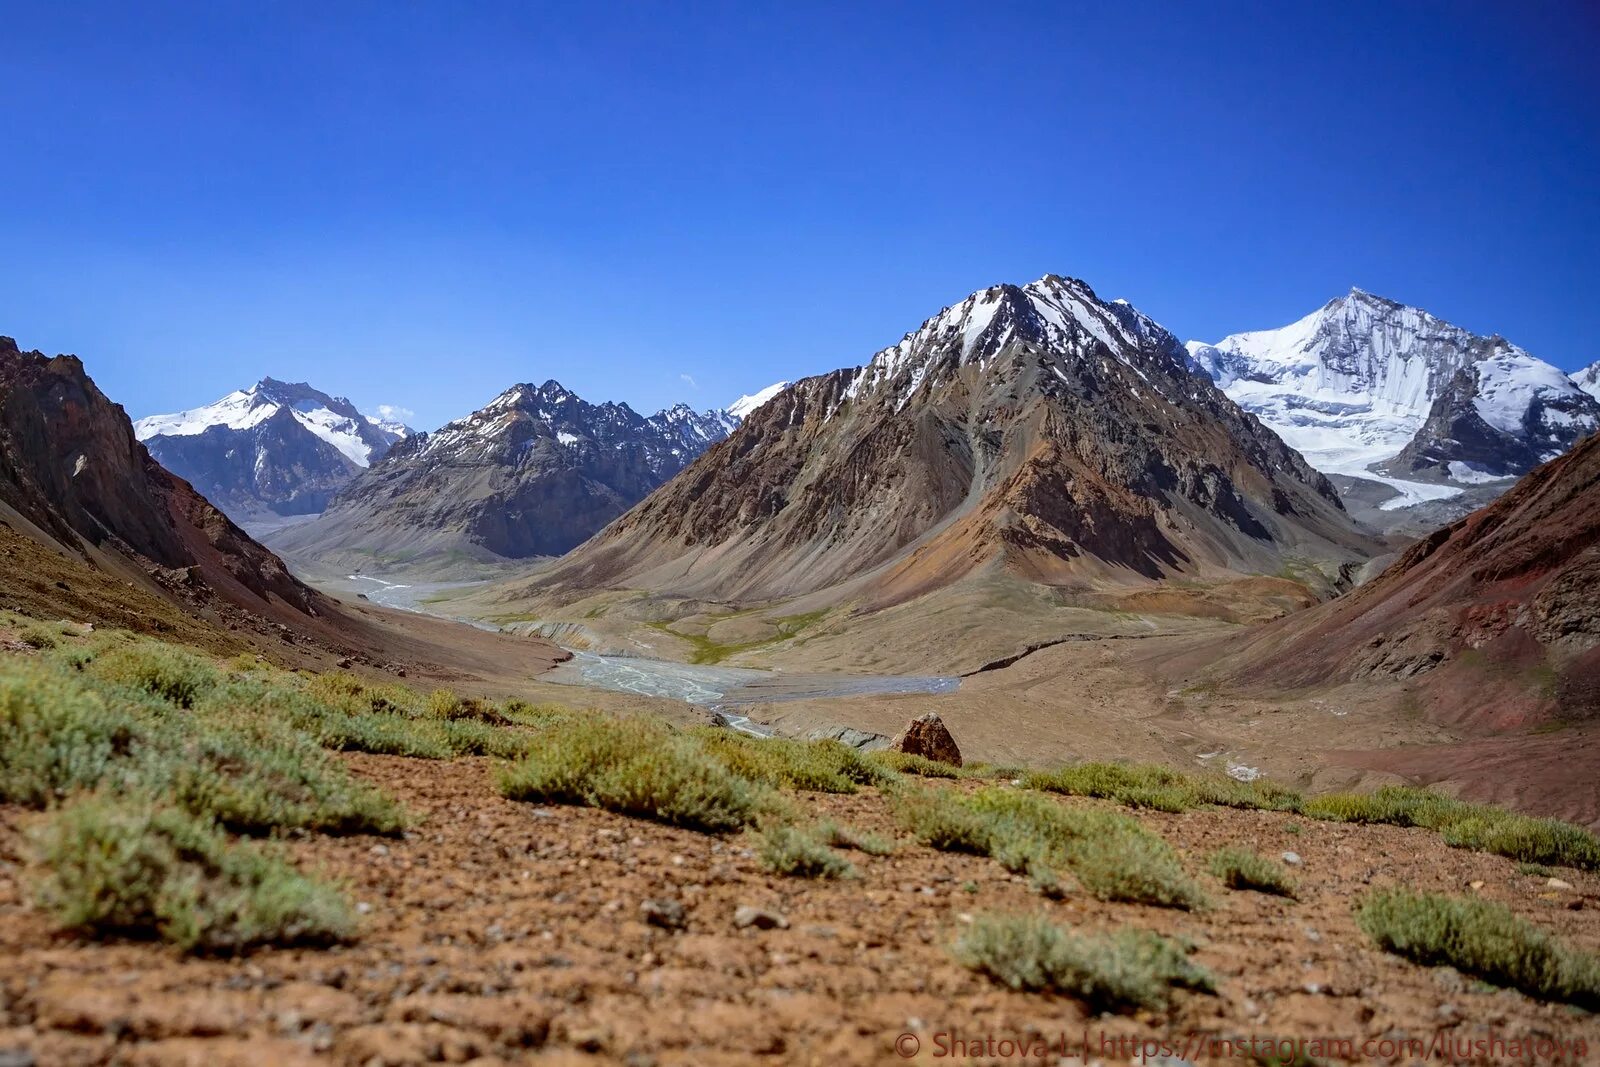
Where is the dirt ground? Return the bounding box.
[2,753,1597,1066]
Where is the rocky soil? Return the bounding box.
[2,753,1597,1065]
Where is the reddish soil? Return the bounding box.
[3,754,1598,1065]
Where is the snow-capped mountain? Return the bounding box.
[1574,360,1600,402]
[726,381,791,420]
[1186,289,1599,510]
[268,381,736,565]
[522,275,1375,607]
[134,378,410,528]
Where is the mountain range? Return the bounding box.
[1186,289,1599,514]
[267,380,743,569]
[134,378,409,530]
[511,275,1378,610]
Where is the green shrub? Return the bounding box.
[0,656,405,836]
[498,715,760,832]
[898,787,1205,909]
[757,825,856,879]
[814,818,895,856]
[158,715,404,836]
[1210,848,1296,898]
[1356,890,1600,1008]
[869,750,960,779]
[1305,787,1600,870]
[955,913,1213,1012]
[1026,762,1301,814]
[693,729,896,793]
[87,642,220,708]
[0,663,144,805]
[29,794,355,953]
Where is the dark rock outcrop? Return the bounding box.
[888,713,963,767]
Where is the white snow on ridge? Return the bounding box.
[1574,360,1600,401]
[133,390,275,438]
[726,381,791,420]
[1472,347,1577,436]
[134,381,402,468]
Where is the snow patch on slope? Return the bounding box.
[727,382,791,421]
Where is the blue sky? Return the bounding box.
[3,1,1596,431]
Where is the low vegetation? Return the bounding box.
[954,913,1213,1012]
[497,715,763,832]
[896,787,1206,909]
[756,824,856,879]
[1356,889,1600,1009]
[814,817,895,855]
[1024,760,1600,872]
[1210,847,1297,898]
[29,794,354,953]
[1302,787,1600,870]
[867,750,960,779]
[1025,761,1299,813]
[691,728,896,793]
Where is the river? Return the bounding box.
[344,575,961,737]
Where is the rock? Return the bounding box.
[888,713,962,767]
[1281,851,1302,866]
[733,906,788,930]
[1547,877,1574,890]
[641,898,687,931]
[0,1050,35,1067]
[803,724,892,750]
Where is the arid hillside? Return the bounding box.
[2,622,1599,1065]
[1210,429,1600,732]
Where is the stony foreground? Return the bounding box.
[2,753,1597,1066]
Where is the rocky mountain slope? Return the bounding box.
[1186,290,1599,513]
[0,338,327,629]
[269,381,737,568]
[515,275,1379,609]
[1216,428,1600,731]
[135,379,408,530]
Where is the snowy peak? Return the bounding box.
[841,274,1198,413]
[132,378,413,527]
[1186,291,1600,507]
[135,378,406,467]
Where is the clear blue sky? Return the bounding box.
[4,1,1596,431]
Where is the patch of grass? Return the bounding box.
[954,913,1213,1012]
[1356,889,1600,1009]
[497,715,762,833]
[1303,786,1600,870]
[957,763,1026,781]
[1210,847,1296,898]
[86,640,221,708]
[29,794,355,953]
[0,661,144,806]
[1517,862,1556,878]
[0,652,403,837]
[692,729,896,793]
[897,787,1205,909]
[814,818,895,856]
[1025,762,1300,813]
[756,825,856,879]
[868,750,960,779]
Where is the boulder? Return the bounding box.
[888,713,962,767]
